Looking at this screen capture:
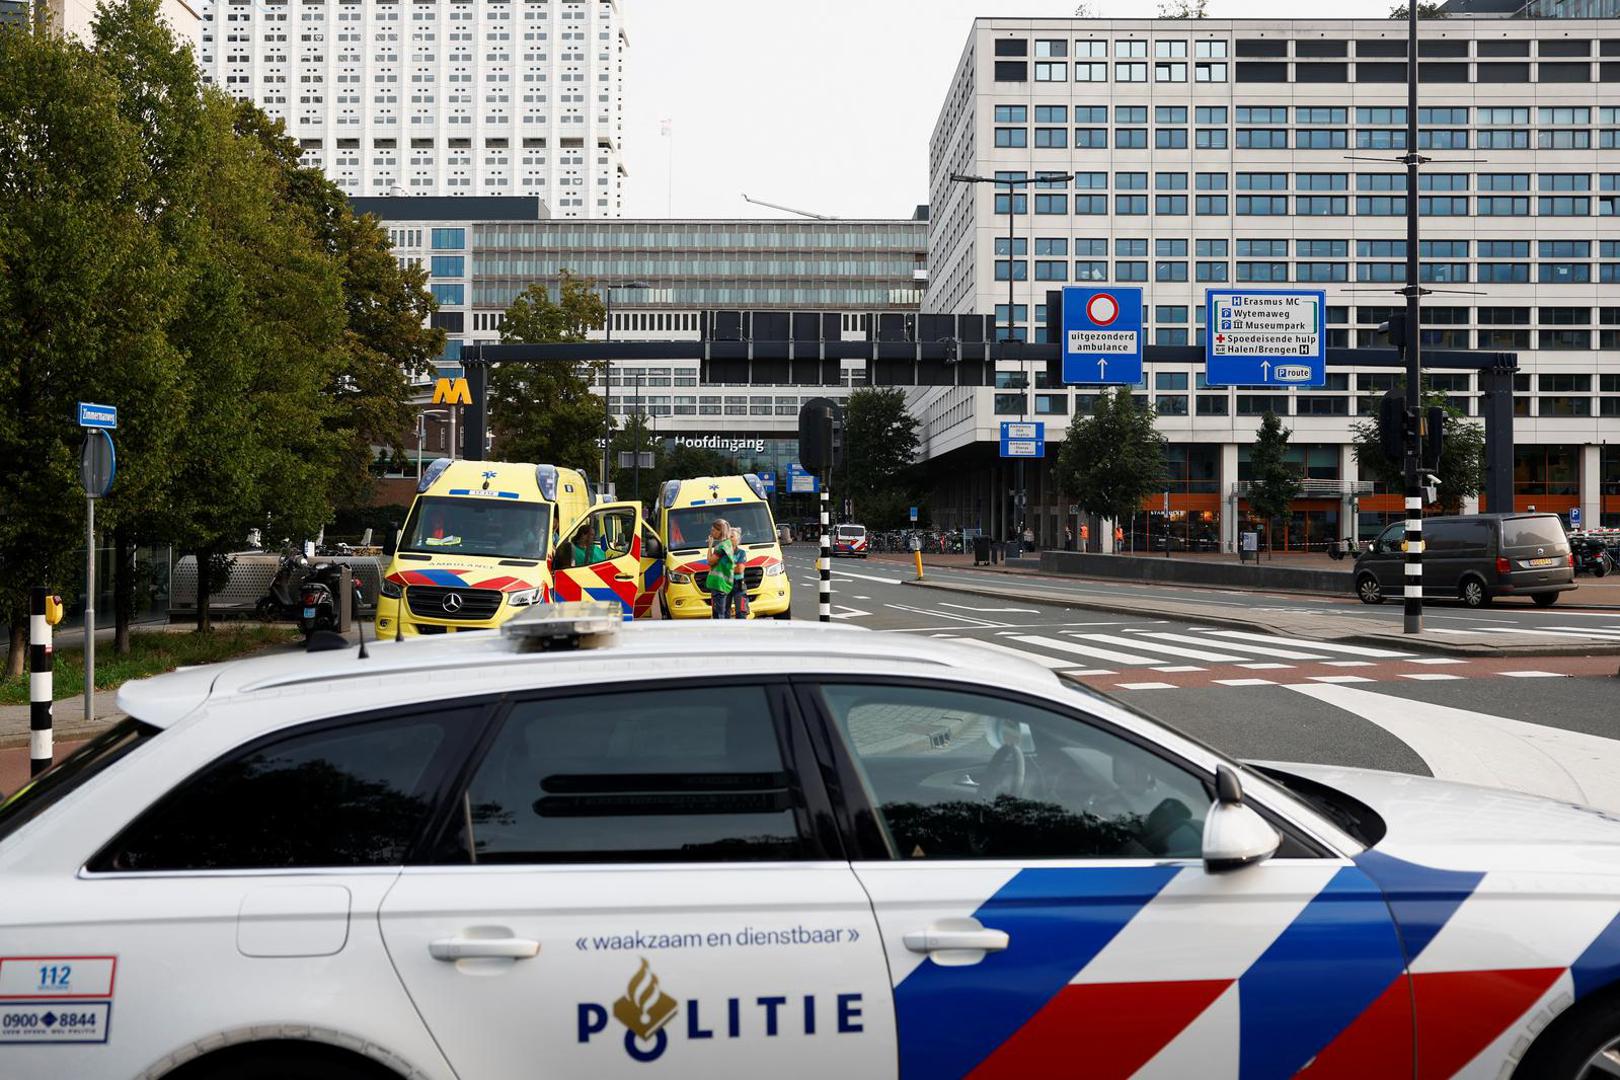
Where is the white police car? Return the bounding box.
[5,605,1620,1080]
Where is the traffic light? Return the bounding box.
[798,398,836,472]
[1422,405,1445,472]
[831,407,846,469]
[1378,312,1409,356]
[1378,390,1408,464]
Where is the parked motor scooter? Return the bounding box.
[1573,536,1614,578]
[256,546,315,622]
[298,561,366,636]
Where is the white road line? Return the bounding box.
[938,602,1042,614]
[854,595,871,600]
[1115,681,1178,690]
[1287,682,1620,812]
[1320,660,1376,668]
[1070,633,1250,663]
[885,604,1004,627]
[1499,670,1568,678]
[1406,657,1470,666]
[828,568,905,585]
[1128,631,1329,661]
[1542,627,1620,639]
[1308,675,1376,684]
[1152,665,1206,673]
[829,606,871,620]
[1068,669,1119,676]
[940,636,1087,671]
[1477,627,1619,642]
[1399,672,1465,681]
[1007,634,1164,666]
[1237,662,1294,670]
[1204,630,1414,659]
[1214,678,1276,687]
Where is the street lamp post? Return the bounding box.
[416,408,450,479]
[949,170,1072,545]
[602,280,654,497]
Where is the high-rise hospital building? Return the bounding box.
[195,0,626,215]
[917,15,1620,549]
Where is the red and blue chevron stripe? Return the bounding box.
[886,853,1620,1079]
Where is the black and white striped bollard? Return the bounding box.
[29,586,53,777]
[1404,493,1423,633]
[819,488,831,623]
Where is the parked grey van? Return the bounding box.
[1354,512,1576,608]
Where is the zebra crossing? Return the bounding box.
[932,625,1579,691]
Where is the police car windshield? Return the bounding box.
[401,496,551,560]
[666,504,775,552]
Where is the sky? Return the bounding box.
[619,0,1398,221]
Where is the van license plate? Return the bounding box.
[1528,557,1559,567]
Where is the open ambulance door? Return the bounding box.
[551,502,661,618]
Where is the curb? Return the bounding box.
[902,577,1620,659]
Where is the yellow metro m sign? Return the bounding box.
[432,377,471,405]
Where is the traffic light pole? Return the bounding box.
[1401,3,1424,636]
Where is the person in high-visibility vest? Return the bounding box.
[1114,525,1125,550]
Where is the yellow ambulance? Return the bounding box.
[656,473,792,619]
[375,459,597,636]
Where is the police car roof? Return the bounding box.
[115,622,1064,730]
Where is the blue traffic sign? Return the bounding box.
[787,463,819,494]
[1000,421,1045,459]
[909,506,918,523]
[757,470,776,493]
[1570,506,1583,529]
[1061,286,1143,385]
[1205,289,1326,387]
[78,402,117,429]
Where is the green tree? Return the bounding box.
[1351,385,1484,513]
[657,443,734,485]
[230,102,442,512]
[1247,411,1304,556]
[0,18,180,671]
[1054,389,1167,539]
[1389,2,1447,17]
[490,273,606,474]
[843,387,920,521]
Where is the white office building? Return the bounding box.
[196,0,626,215]
[921,16,1620,550]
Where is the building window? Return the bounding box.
[431,228,465,249]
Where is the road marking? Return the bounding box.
[1067,669,1118,676]
[1129,631,1328,661]
[1542,626,1620,639]
[885,604,1004,627]
[938,636,1086,671]
[1499,670,1567,678]
[1204,630,1414,659]
[1398,672,1465,681]
[1320,660,1376,668]
[1308,675,1375,684]
[1287,682,1620,812]
[829,568,905,585]
[1007,634,1164,666]
[1152,665,1206,673]
[939,602,1042,614]
[1070,633,1249,663]
[1214,678,1276,687]
[1115,681,1178,690]
[1237,662,1294,670]
[854,595,871,600]
[829,606,871,620]
[1406,657,1470,665]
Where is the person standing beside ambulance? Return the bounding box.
[704,519,735,619]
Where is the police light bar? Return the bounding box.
[500,601,623,651]
[418,457,452,494]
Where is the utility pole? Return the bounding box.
[1401,3,1425,635]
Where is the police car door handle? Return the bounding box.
[429,936,541,961]
[902,926,1010,955]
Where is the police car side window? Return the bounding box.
[436,686,811,864]
[816,684,1212,861]
[90,711,473,873]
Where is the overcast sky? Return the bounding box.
[618,0,1398,221]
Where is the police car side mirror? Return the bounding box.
[1202,765,1279,874]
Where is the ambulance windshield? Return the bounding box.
[401,497,552,560]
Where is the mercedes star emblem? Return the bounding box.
[442,592,464,613]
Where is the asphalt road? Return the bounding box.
[780,545,1620,812]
